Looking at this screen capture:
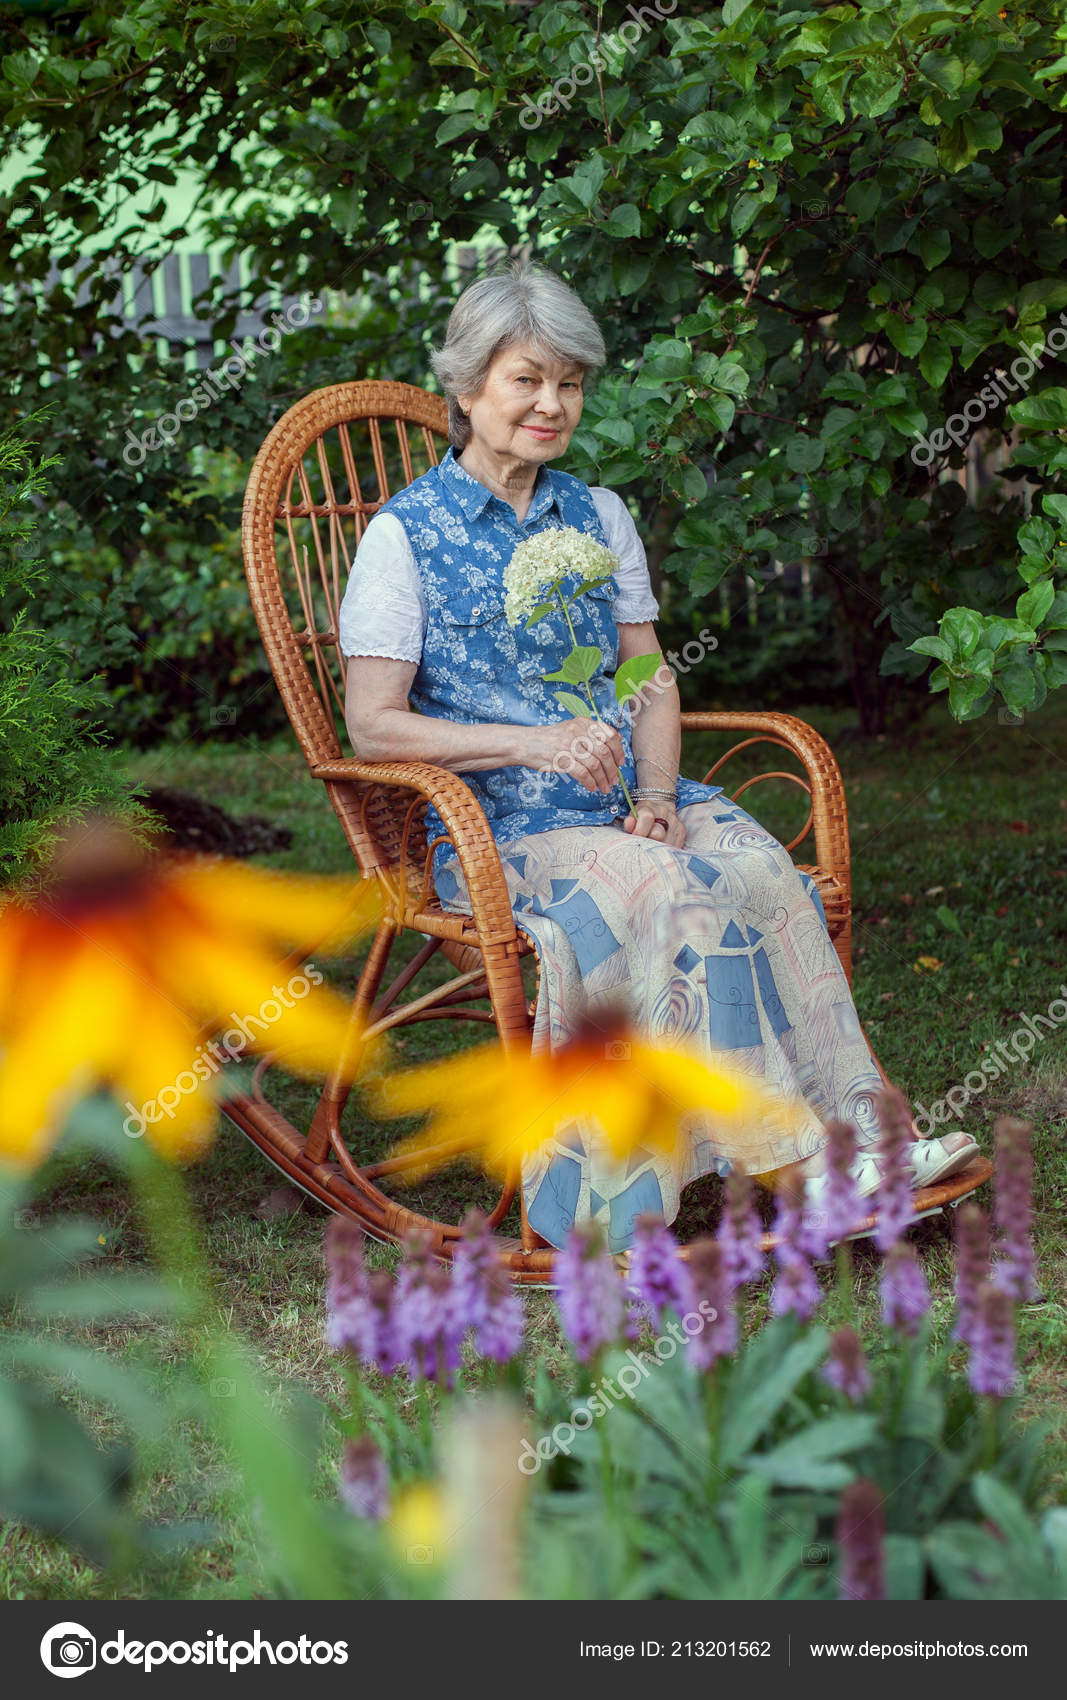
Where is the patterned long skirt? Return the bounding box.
[434,796,885,1252]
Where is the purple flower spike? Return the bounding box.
[629,1213,693,1327]
[394,1233,462,1387]
[873,1087,916,1252]
[364,1271,404,1375]
[879,1242,930,1337]
[836,1479,887,1601]
[823,1326,872,1403]
[716,1170,765,1288]
[685,1237,737,1369]
[968,1280,1017,1399]
[324,1216,368,1351]
[769,1192,822,1323]
[451,1208,495,1336]
[808,1120,866,1257]
[952,1202,990,1348]
[992,1117,1038,1303]
[340,1435,389,1521]
[475,1263,525,1364]
[555,1219,624,1363]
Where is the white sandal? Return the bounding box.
[804,1132,980,1212]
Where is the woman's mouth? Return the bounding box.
[523,425,559,440]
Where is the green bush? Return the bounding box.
[0,417,141,880]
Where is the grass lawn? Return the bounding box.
[4,692,1065,1598]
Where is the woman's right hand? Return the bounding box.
[520,716,624,794]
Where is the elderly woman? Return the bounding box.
[338,260,976,1252]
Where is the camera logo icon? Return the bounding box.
[40,1622,97,1678]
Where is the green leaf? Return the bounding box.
[604,202,642,239]
[554,690,592,717]
[1009,388,1067,430]
[940,606,984,658]
[542,645,601,685]
[1045,590,1067,631]
[730,192,762,237]
[593,417,636,449]
[998,658,1041,715]
[850,66,903,119]
[714,361,750,396]
[918,226,951,270]
[973,214,1019,259]
[845,179,881,221]
[1041,493,1067,527]
[614,651,665,707]
[948,673,992,720]
[1017,516,1056,557]
[523,600,556,627]
[1017,579,1054,628]
[719,1323,829,1469]
[936,904,962,934]
[744,1413,878,1490]
[909,634,951,662]
[884,314,928,357]
[963,110,1002,155]
[722,0,754,24]
[919,51,964,95]
[979,616,1038,652]
[919,339,952,387]
[784,435,825,474]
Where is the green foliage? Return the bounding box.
[0,417,141,880]
[0,1138,201,1570]
[25,452,285,745]
[3,1,1067,731]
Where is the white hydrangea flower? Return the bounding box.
[503,526,619,627]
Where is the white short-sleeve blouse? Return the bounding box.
[337,487,659,662]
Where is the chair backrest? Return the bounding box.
[242,382,450,880]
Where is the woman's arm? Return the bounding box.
[616,620,687,847]
[343,659,625,793]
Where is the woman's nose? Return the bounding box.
[534,390,565,417]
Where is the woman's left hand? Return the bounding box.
[622,801,687,847]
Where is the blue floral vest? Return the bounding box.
[379,447,719,880]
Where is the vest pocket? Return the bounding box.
[438,589,506,628]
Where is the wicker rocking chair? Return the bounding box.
[228,380,991,1281]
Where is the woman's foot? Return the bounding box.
[784,1126,975,1190]
[801,1129,980,1209]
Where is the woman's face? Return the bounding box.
[458,340,584,467]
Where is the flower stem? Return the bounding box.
[982,1396,1000,1470]
[835,1240,854,1325]
[554,587,637,817]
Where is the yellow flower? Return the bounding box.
[0,818,381,1170]
[388,1481,445,1565]
[370,1010,809,1180]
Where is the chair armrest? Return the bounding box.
[680,709,850,897]
[311,757,519,947]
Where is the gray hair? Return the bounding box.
[430,258,606,449]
